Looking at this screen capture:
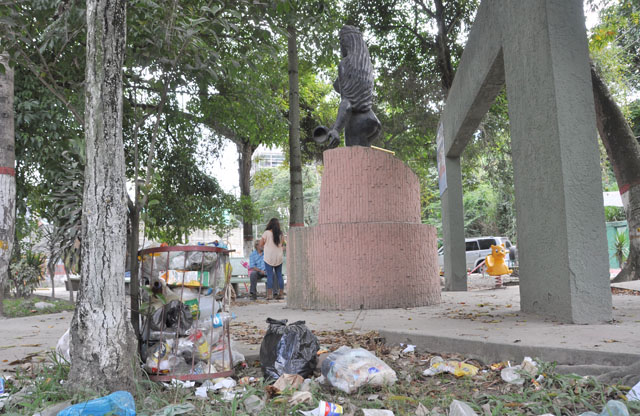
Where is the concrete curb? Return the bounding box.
[380,329,640,367]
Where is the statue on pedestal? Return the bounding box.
[314,25,381,148]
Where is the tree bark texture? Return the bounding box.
[591,64,640,282]
[69,0,137,392]
[0,53,15,317]
[238,140,255,256]
[287,24,304,227]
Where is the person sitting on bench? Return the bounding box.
[249,239,267,300]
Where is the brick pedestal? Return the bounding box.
[287,147,440,310]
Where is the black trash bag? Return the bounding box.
[260,318,319,379]
[146,300,193,337]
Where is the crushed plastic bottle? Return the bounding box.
[188,330,210,360]
[212,312,236,328]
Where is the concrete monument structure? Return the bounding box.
[439,0,612,323]
[287,146,440,310]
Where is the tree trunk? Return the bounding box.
[287,24,304,227]
[128,206,140,341]
[238,140,255,257]
[591,63,640,282]
[69,0,137,393]
[434,0,455,97]
[0,53,16,317]
[65,265,74,303]
[48,261,56,299]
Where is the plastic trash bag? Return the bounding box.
[449,399,478,416]
[321,346,397,394]
[578,400,630,416]
[57,391,135,416]
[56,328,71,363]
[146,300,193,336]
[259,318,319,379]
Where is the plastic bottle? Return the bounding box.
[316,401,343,416]
[188,330,210,360]
[211,312,236,328]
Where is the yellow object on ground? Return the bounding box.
[423,357,479,377]
[485,244,513,276]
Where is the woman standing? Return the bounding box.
[260,218,286,300]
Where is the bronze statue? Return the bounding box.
[314,25,381,148]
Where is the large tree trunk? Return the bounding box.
[591,64,640,282]
[238,139,255,256]
[287,24,304,227]
[0,53,15,317]
[69,0,137,392]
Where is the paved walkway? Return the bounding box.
[1,278,638,374]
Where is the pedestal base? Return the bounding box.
[287,222,440,310]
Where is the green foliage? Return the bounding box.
[144,161,238,245]
[613,229,629,267]
[9,250,46,298]
[2,297,75,318]
[251,163,322,228]
[605,206,626,222]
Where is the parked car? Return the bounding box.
[438,236,517,274]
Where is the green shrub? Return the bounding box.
[9,250,46,298]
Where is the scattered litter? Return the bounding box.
[288,391,313,406]
[238,376,258,386]
[33,400,73,416]
[195,380,215,398]
[212,377,236,390]
[166,379,195,389]
[260,318,320,379]
[299,400,343,416]
[0,376,4,394]
[34,301,54,310]
[627,380,640,402]
[321,346,397,394]
[577,400,629,416]
[500,357,538,385]
[244,394,264,414]
[415,403,429,416]
[272,373,304,392]
[300,378,313,392]
[362,410,394,415]
[400,344,415,354]
[152,403,195,416]
[489,361,509,371]
[422,356,479,377]
[367,394,379,401]
[55,329,71,363]
[57,391,135,416]
[449,399,478,416]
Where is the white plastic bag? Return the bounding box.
[56,329,71,363]
[320,346,397,394]
[449,400,478,416]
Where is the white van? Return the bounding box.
[438,236,515,274]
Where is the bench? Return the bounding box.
[229,257,250,293]
[228,257,287,295]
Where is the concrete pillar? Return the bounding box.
[441,155,467,291]
[500,0,612,323]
